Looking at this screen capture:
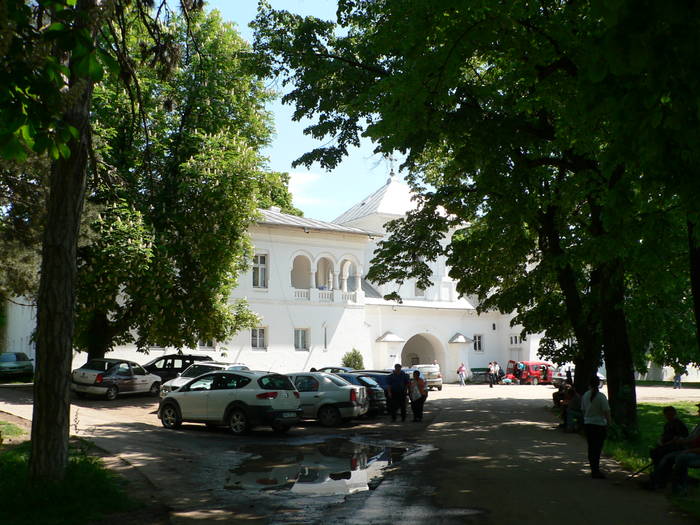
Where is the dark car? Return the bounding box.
[337,373,386,416]
[0,352,34,380]
[317,366,355,374]
[351,370,392,395]
[71,358,163,400]
[142,354,213,383]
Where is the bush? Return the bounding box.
[341,348,364,369]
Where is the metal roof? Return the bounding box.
[333,176,416,225]
[256,208,376,236]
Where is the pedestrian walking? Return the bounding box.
[673,370,683,389]
[581,376,611,479]
[409,370,428,422]
[457,363,467,386]
[386,363,409,422]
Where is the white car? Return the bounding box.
[158,370,302,434]
[159,361,249,397]
[286,372,368,426]
[71,358,162,400]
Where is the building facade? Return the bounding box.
[4,177,546,381]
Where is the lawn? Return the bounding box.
[0,440,138,525]
[0,420,25,440]
[605,402,699,518]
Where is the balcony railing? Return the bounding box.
[294,289,310,301]
[291,288,362,304]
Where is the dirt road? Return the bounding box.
[0,383,697,524]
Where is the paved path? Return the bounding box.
[0,383,698,524]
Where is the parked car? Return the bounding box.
[142,353,213,383]
[0,352,34,380]
[71,358,162,400]
[336,373,387,416]
[159,370,302,434]
[317,366,355,374]
[350,370,392,395]
[286,372,368,426]
[414,364,442,391]
[551,367,606,388]
[159,361,250,397]
[505,360,554,385]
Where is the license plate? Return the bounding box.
[283,412,297,418]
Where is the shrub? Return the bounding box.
[341,348,364,369]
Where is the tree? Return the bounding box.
[0,0,206,483]
[342,348,364,370]
[74,10,282,359]
[253,0,683,431]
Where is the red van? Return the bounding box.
[506,360,554,385]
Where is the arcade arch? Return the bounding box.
[401,333,445,368]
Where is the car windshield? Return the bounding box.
[181,364,219,378]
[0,353,28,362]
[80,360,115,372]
[258,374,295,390]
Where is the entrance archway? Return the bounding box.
[401,333,445,368]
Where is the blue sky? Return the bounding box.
[205,0,396,222]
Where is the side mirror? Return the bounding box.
[177,372,181,377]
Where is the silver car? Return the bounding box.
[0,352,34,380]
[71,358,162,400]
[286,372,367,426]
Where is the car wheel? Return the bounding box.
[438,386,443,391]
[229,408,249,435]
[105,386,118,401]
[318,405,342,427]
[532,377,539,386]
[149,382,160,397]
[160,403,182,429]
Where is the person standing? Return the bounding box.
[457,363,467,386]
[409,370,428,422]
[673,370,683,389]
[581,376,611,479]
[386,363,409,422]
[487,362,495,388]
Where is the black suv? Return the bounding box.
[142,354,213,383]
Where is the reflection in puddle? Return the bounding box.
[224,438,406,496]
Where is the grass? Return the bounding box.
[0,420,25,439]
[0,440,138,525]
[605,402,699,518]
[636,381,700,389]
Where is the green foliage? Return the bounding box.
[341,348,364,370]
[0,442,137,525]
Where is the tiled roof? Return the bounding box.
[257,208,375,235]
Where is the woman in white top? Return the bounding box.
[581,376,611,479]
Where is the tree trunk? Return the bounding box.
[86,311,114,360]
[599,261,637,433]
[29,0,96,483]
[688,218,700,360]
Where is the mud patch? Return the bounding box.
[224,437,407,496]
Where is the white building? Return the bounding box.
[3,177,544,381]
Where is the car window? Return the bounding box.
[132,364,147,376]
[182,364,220,377]
[215,374,251,390]
[0,353,17,362]
[338,374,360,385]
[357,376,379,387]
[326,375,349,387]
[152,359,165,369]
[115,362,131,376]
[188,375,214,391]
[258,374,295,390]
[81,360,113,371]
[172,359,183,369]
[294,376,320,392]
[16,353,30,361]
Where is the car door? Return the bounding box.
[292,375,322,418]
[178,374,215,420]
[111,362,136,392]
[131,363,151,393]
[206,373,250,421]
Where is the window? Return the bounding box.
[253,254,268,288]
[509,335,520,345]
[294,376,320,392]
[294,328,309,351]
[251,328,267,350]
[473,335,483,352]
[415,282,425,297]
[132,365,147,376]
[214,374,251,390]
[198,339,214,349]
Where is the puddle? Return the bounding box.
[224,437,407,496]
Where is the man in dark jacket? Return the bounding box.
[386,363,409,422]
[650,406,689,469]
